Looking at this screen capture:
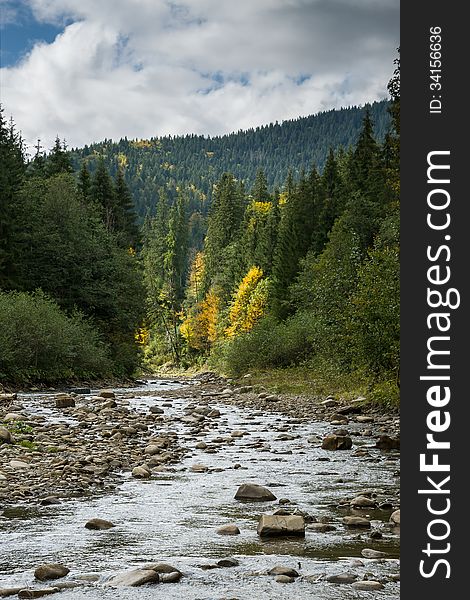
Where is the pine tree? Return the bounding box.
[202,173,245,298]
[271,168,319,316]
[0,109,25,288]
[90,157,116,233]
[78,162,91,202]
[46,136,73,176]
[114,166,139,248]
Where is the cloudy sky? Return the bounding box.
[0,0,399,151]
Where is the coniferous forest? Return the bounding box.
[0,67,399,403]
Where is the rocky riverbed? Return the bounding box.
[1,374,400,598]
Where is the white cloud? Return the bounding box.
[1,0,399,150]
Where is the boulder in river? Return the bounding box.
[105,569,160,587]
[361,548,388,559]
[275,575,295,583]
[132,466,151,478]
[257,514,305,537]
[85,518,115,530]
[217,524,240,535]
[342,516,371,528]
[55,395,75,409]
[235,483,277,502]
[18,589,60,599]
[326,573,358,584]
[350,495,377,508]
[98,390,115,399]
[375,435,400,450]
[321,434,352,450]
[34,564,70,581]
[390,509,400,525]
[352,580,384,591]
[268,566,299,577]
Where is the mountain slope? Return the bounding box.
[71,100,390,219]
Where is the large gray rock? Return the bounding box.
[105,569,160,587]
[235,483,276,502]
[390,509,400,525]
[34,564,70,581]
[257,514,305,537]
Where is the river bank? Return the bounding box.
[1,375,400,599]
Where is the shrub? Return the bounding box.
[0,290,111,382]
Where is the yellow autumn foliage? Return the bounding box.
[180,290,220,351]
[188,252,205,301]
[225,266,269,338]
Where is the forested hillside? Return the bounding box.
[71,101,390,222]
[141,62,400,403]
[1,69,398,402]
[0,120,144,382]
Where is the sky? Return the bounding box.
[0,0,399,152]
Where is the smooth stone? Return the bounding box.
[18,590,59,599]
[3,413,25,421]
[34,564,70,581]
[351,580,385,590]
[217,558,240,568]
[326,573,358,584]
[40,497,61,506]
[0,427,12,444]
[235,483,276,502]
[195,441,207,449]
[217,524,240,536]
[268,566,299,577]
[0,589,23,598]
[361,548,388,559]
[132,466,151,478]
[257,514,305,537]
[342,516,371,528]
[350,495,376,508]
[160,572,182,583]
[390,509,400,524]
[145,564,181,575]
[98,390,115,399]
[275,575,294,583]
[105,569,159,587]
[191,463,209,472]
[85,518,115,530]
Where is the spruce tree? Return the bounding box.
[90,157,116,233]
[0,109,25,288]
[46,136,73,176]
[114,166,139,248]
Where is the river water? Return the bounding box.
[1,380,400,599]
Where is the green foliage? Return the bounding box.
[0,290,112,382]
